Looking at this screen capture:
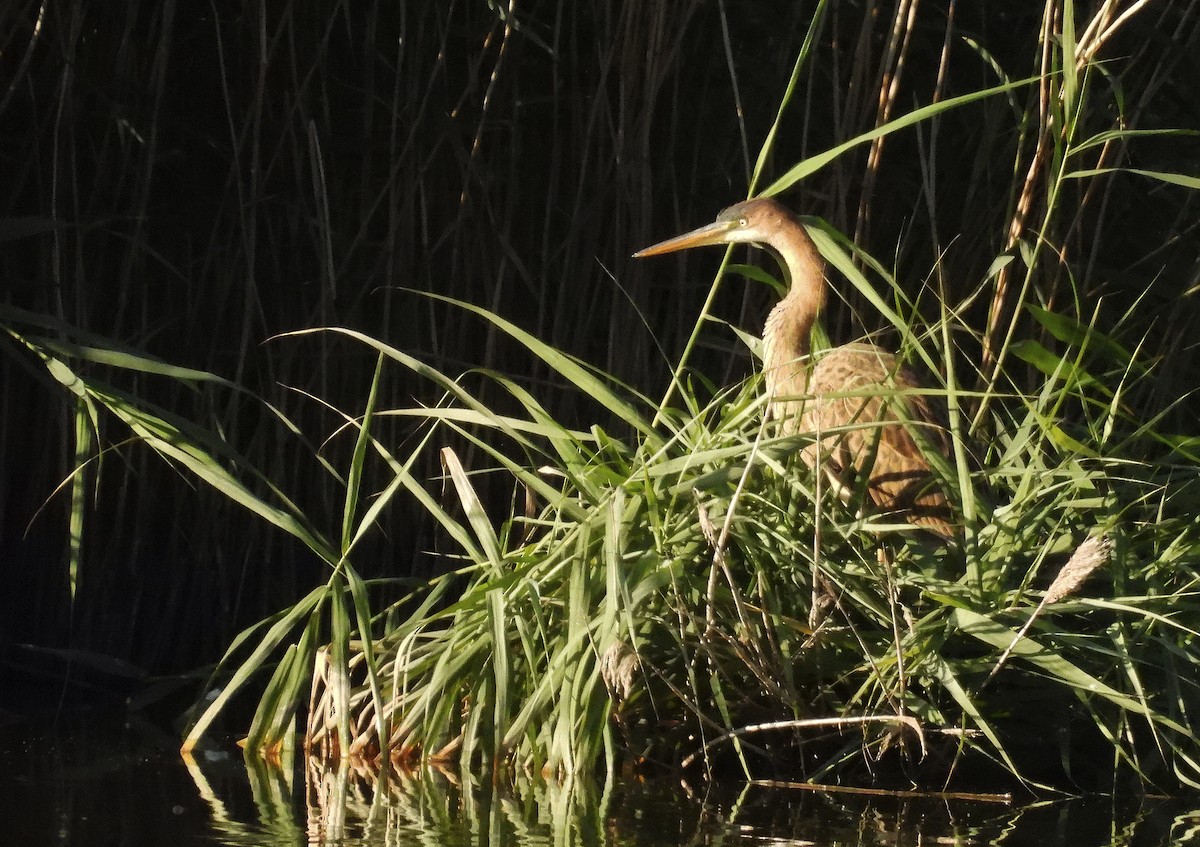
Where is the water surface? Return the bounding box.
[2,713,1198,846]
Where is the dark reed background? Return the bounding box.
[2,1,1197,709]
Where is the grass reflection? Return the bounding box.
[175,741,1200,847]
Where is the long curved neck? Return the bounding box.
[760,222,826,400]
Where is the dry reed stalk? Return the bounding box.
[980,0,1156,381]
[984,532,1113,685]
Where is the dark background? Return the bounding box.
[2,1,1197,712]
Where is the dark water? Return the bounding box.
[2,714,1199,846]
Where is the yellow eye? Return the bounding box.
[739,217,749,227]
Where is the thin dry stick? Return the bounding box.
[979,1,1056,379]
[852,0,919,254]
[1078,0,1154,64]
[681,714,927,770]
[460,0,516,206]
[979,0,1155,383]
[749,778,1012,804]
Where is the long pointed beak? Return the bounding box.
[632,219,739,258]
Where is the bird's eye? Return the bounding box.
[738,217,749,227]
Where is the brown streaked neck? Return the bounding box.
[758,218,827,398]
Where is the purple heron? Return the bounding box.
[635,197,954,539]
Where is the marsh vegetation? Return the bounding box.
[3,0,1199,792]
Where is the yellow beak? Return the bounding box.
[632,219,740,258]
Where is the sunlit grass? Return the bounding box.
[261,277,1200,789]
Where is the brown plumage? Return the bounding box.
[635,197,954,539]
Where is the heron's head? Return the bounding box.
[633,197,796,257]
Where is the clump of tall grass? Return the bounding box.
[12,257,1200,788]
[258,2,1200,786]
[175,261,1200,790]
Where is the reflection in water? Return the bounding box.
[187,749,1200,847]
[4,715,1200,846]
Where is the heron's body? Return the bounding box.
[636,197,953,538]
